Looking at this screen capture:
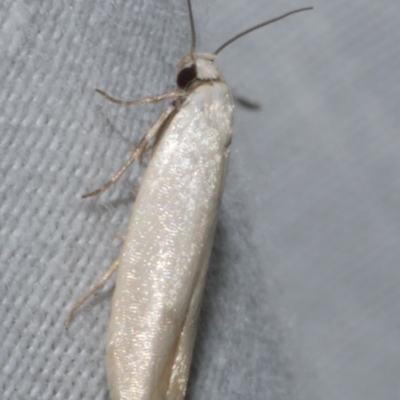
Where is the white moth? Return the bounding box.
[66,2,312,400]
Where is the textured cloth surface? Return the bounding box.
[1,1,400,400]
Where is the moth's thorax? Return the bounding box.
[176,52,224,91]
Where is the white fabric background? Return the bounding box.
[1,1,399,399]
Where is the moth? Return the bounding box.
[67,2,312,399]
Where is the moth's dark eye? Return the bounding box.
[177,65,197,89]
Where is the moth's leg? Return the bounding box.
[95,89,180,106]
[233,94,260,110]
[82,103,176,198]
[65,258,119,328]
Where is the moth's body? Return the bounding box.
[66,4,312,400]
[107,53,234,400]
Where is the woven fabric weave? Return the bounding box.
[1,1,400,400]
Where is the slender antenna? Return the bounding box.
[187,0,197,53]
[214,7,313,55]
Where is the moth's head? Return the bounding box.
[176,52,222,91]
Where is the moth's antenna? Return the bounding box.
[187,0,197,53]
[214,7,313,55]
